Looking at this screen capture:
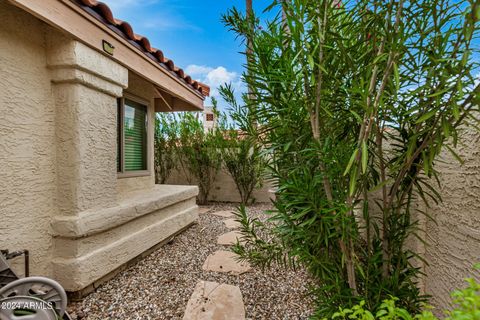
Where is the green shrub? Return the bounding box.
[217,92,266,205]
[154,113,179,184]
[176,111,223,205]
[155,103,266,205]
[325,268,480,320]
[221,133,265,205]
[223,0,480,317]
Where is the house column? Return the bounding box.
[47,34,128,215]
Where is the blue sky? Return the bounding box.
[102,0,273,107]
[102,1,479,109]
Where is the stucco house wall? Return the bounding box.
[423,126,480,311]
[0,0,57,278]
[0,0,200,294]
[360,126,480,312]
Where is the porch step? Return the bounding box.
[50,185,199,292]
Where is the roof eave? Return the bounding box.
[7,0,205,111]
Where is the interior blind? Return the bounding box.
[124,99,147,171]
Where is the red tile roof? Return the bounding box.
[74,0,210,97]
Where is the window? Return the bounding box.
[117,97,149,176]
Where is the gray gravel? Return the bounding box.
[68,203,315,319]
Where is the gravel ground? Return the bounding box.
[68,203,315,320]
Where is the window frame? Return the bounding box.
[117,93,151,179]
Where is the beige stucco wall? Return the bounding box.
[166,167,273,203]
[423,126,480,311]
[0,1,199,293]
[0,1,57,277]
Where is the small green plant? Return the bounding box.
[325,267,480,320]
[176,111,223,205]
[221,134,265,205]
[214,92,267,205]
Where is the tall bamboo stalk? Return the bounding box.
[246,0,254,100]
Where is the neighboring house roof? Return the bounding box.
[74,0,210,97]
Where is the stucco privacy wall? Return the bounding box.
[0,1,57,277]
[166,168,273,203]
[423,126,480,311]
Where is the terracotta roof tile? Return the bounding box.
[74,0,209,97]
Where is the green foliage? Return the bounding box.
[176,111,223,205]
[155,102,266,205]
[223,0,480,318]
[232,204,288,269]
[219,85,267,205]
[154,113,178,184]
[221,133,265,205]
[325,269,480,320]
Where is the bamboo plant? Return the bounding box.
[222,0,480,317]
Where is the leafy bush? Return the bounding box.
[325,268,480,320]
[176,111,223,205]
[155,104,266,205]
[154,113,178,184]
[221,133,265,205]
[224,0,480,317]
[219,89,267,205]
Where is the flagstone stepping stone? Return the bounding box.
[210,210,235,218]
[198,207,212,215]
[183,280,245,320]
[224,218,241,229]
[217,231,244,246]
[202,250,251,275]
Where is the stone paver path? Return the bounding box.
[198,207,212,215]
[70,203,314,319]
[223,218,241,229]
[183,281,245,320]
[184,209,250,319]
[209,210,235,218]
[217,231,243,246]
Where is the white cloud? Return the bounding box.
[185,65,245,106]
[185,65,214,76]
[204,67,238,88]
